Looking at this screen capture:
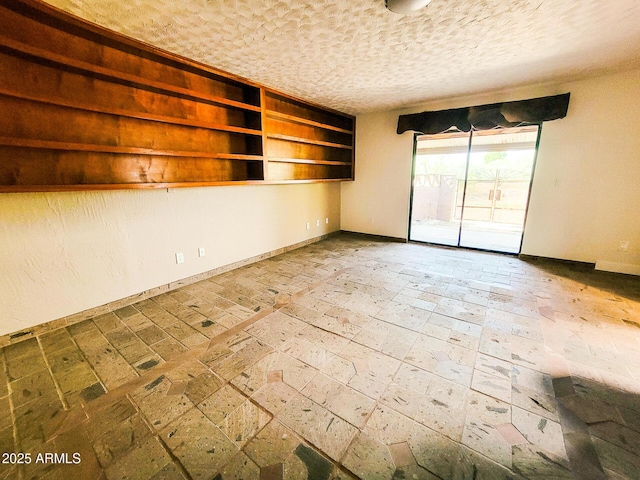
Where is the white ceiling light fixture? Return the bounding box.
[385,0,432,14]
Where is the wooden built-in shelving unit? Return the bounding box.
[264,91,354,181]
[0,0,354,192]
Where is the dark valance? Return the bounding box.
[397,93,570,135]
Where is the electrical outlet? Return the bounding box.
[316,219,320,227]
[175,252,184,264]
[325,217,329,224]
[306,222,310,230]
[618,241,629,252]
[198,247,205,257]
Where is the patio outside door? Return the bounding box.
[409,126,540,254]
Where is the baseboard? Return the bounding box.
[518,255,639,276]
[595,260,640,276]
[517,254,596,271]
[340,230,407,243]
[0,232,338,348]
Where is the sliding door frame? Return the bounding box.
[516,123,543,254]
[408,124,543,255]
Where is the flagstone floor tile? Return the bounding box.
[2,234,640,478]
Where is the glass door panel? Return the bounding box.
[409,133,469,246]
[459,127,539,253]
[409,126,539,254]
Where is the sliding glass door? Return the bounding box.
[409,126,540,254]
[409,132,469,246]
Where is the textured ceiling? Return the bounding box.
[43,0,640,115]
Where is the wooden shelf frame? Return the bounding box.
[0,0,355,191]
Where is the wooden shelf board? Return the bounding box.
[0,34,262,113]
[265,110,353,134]
[0,137,264,161]
[264,178,351,184]
[266,133,353,150]
[0,178,356,192]
[0,181,265,192]
[0,89,262,137]
[267,157,352,166]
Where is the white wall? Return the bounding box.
[0,183,341,335]
[341,112,414,238]
[524,70,640,274]
[342,67,640,274]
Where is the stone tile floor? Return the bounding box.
[1,233,640,479]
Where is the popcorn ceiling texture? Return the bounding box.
[44,0,640,114]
